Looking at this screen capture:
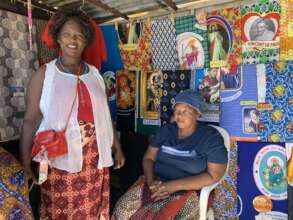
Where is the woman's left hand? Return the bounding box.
[151,181,178,202]
[113,148,125,169]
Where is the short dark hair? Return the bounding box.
[49,10,95,47]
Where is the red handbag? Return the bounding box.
[31,64,81,159]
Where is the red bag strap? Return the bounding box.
[63,64,82,132]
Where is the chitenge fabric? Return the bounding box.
[258,62,293,142]
[34,19,58,66]
[241,0,280,64]
[151,18,179,71]
[119,21,152,72]
[116,70,137,132]
[0,147,34,220]
[207,7,242,71]
[280,0,293,61]
[0,9,39,141]
[175,15,209,69]
[212,141,238,220]
[40,121,110,220]
[111,177,200,219]
[160,70,191,125]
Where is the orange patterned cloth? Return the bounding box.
[40,121,110,220]
[0,147,34,220]
[119,21,152,72]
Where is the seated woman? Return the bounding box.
[112,90,228,219]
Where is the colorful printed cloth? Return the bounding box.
[207,7,242,71]
[241,0,280,64]
[280,0,293,61]
[191,68,220,122]
[111,177,199,220]
[135,71,162,135]
[34,19,58,66]
[175,15,209,69]
[40,121,110,219]
[258,62,293,142]
[213,141,238,220]
[0,9,39,142]
[151,18,179,71]
[119,21,152,71]
[116,70,137,132]
[220,65,258,141]
[160,70,191,125]
[0,147,34,220]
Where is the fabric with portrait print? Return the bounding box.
[0,147,34,220]
[241,0,280,64]
[119,21,152,72]
[257,62,293,142]
[220,65,258,140]
[207,7,242,71]
[175,15,209,69]
[116,70,136,132]
[160,70,191,125]
[0,9,39,142]
[151,18,179,71]
[280,0,293,61]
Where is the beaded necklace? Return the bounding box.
[57,57,88,106]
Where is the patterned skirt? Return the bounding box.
[112,177,200,220]
[40,121,110,220]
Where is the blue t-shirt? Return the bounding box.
[151,122,228,181]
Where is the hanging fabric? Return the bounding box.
[175,14,209,69]
[151,18,179,71]
[0,9,39,141]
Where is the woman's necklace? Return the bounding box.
[58,57,87,107]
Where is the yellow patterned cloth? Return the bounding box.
[0,147,34,220]
[280,0,293,60]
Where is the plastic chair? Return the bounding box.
[199,125,230,220]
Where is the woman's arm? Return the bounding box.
[112,122,125,169]
[19,66,45,179]
[151,162,227,201]
[142,146,159,185]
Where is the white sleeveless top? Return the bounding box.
[36,59,113,172]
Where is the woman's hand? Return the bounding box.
[113,147,125,169]
[150,181,178,202]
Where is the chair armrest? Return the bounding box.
[199,183,219,220]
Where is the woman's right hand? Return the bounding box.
[148,180,162,194]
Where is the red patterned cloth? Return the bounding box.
[40,84,110,219]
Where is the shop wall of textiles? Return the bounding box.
[0,0,292,219]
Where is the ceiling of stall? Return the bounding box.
[1,0,238,23]
[26,0,205,23]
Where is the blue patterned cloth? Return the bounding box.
[258,62,293,142]
[151,18,179,71]
[160,70,191,125]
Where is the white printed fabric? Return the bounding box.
[0,9,39,141]
[151,18,179,71]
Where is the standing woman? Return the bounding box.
[19,10,125,219]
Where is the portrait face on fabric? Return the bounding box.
[250,18,276,41]
[243,108,259,134]
[176,32,205,70]
[141,71,163,119]
[116,70,136,109]
[207,23,229,62]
